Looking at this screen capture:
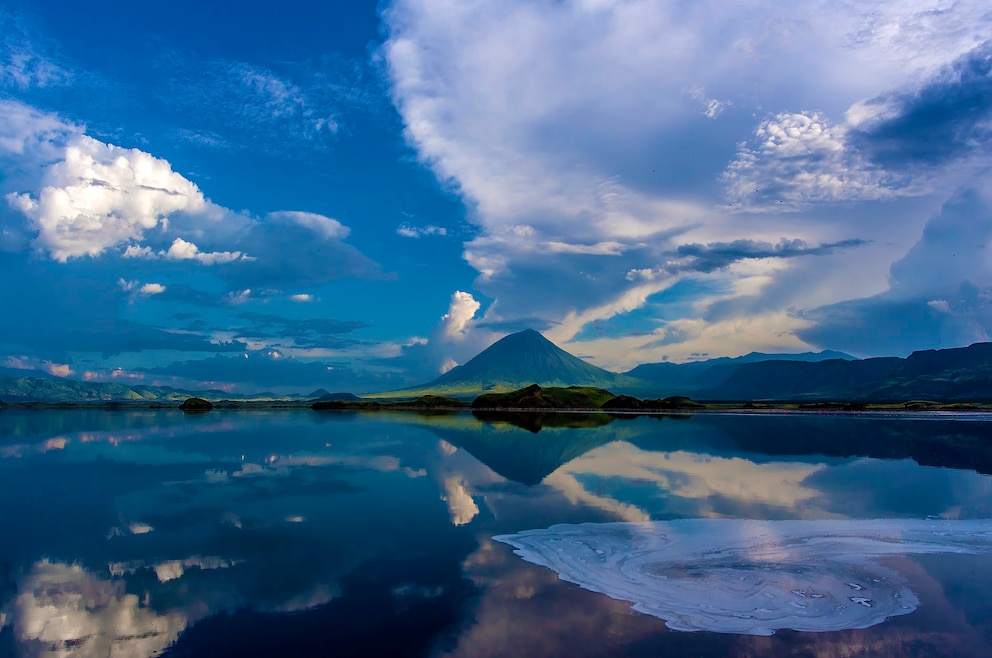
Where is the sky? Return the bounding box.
[1,0,991,394]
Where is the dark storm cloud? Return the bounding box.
[152,284,223,308]
[231,312,368,350]
[852,42,992,169]
[798,190,992,355]
[237,312,367,336]
[218,213,383,288]
[0,253,246,359]
[0,318,247,359]
[798,297,964,356]
[675,239,868,273]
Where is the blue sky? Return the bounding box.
[1,0,991,394]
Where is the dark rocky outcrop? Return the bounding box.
[602,395,704,411]
[179,397,214,412]
[472,384,616,409]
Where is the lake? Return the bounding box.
[1,409,991,657]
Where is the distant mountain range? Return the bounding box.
[384,330,992,402]
[7,329,992,403]
[621,349,855,398]
[707,342,992,401]
[0,369,327,404]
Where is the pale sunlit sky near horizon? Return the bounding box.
[1,0,991,393]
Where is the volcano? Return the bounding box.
[394,329,633,397]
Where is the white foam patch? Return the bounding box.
[493,519,992,636]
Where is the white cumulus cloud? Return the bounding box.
[140,283,166,295]
[1,101,377,293]
[117,278,166,296]
[0,99,78,159]
[7,135,206,261]
[722,111,899,210]
[440,291,481,339]
[122,238,248,265]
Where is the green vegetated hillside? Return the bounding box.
[0,375,223,403]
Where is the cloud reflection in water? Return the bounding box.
[4,560,187,657]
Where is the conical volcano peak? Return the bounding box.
[418,329,627,394]
[488,328,555,349]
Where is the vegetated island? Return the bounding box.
[179,397,213,412]
[311,384,706,413]
[471,385,703,411]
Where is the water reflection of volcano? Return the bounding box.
[424,412,619,485]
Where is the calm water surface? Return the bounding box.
[1,409,991,657]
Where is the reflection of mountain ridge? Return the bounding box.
[424,413,621,485]
[677,414,992,475]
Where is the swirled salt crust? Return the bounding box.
[494,519,992,636]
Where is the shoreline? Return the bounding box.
[4,401,992,414]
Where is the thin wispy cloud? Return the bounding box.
[159,54,382,155]
[397,223,446,238]
[0,11,71,90]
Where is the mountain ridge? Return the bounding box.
[622,349,856,397]
[7,330,992,403]
[711,342,992,401]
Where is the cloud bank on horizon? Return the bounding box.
[0,0,991,392]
